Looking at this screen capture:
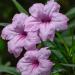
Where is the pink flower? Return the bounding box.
[1,13,40,57]
[17,47,53,75]
[25,0,68,41]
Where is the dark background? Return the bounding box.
[0,0,75,23]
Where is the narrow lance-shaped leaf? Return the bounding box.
[51,50,68,63]
[66,7,75,20]
[60,63,75,67]
[68,20,75,29]
[0,38,7,53]
[12,0,28,15]
[0,65,20,75]
[52,68,65,74]
[0,23,9,26]
[57,36,75,47]
[43,40,68,63]
[56,32,69,54]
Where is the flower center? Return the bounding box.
[21,32,27,37]
[32,59,39,67]
[41,16,51,23]
[16,32,27,42]
[19,32,27,40]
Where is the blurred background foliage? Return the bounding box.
[0,0,75,22]
[0,0,75,75]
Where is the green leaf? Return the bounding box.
[0,58,2,65]
[0,65,20,75]
[72,54,75,64]
[52,68,65,74]
[56,33,73,63]
[0,23,9,26]
[56,36,75,47]
[61,63,75,67]
[68,20,75,29]
[43,40,55,48]
[43,39,68,63]
[0,38,7,54]
[56,33,69,54]
[52,69,65,74]
[12,0,28,15]
[66,8,75,20]
[51,50,67,63]
[52,73,60,75]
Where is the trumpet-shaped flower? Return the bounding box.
[17,47,53,75]
[1,13,40,57]
[25,0,68,41]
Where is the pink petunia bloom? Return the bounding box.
[17,47,53,75]
[25,0,69,41]
[1,13,40,57]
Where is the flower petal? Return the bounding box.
[29,3,44,17]
[12,13,28,22]
[17,58,33,75]
[39,47,51,59]
[17,48,53,75]
[32,60,53,75]
[38,59,53,74]
[17,57,32,71]
[44,0,60,16]
[25,16,40,31]
[8,35,25,57]
[51,12,69,31]
[1,24,18,40]
[24,32,41,50]
[12,13,28,32]
[39,23,55,41]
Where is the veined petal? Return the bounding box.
[39,59,53,72]
[32,60,53,75]
[24,32,41,50]
[12,13,28,22]
[39,47,51,59]
[24,51,39,60]
[8,35,25,57]
[17,58,33,75]
[44,0,60,16]
[29,3,44,17]
[12,13,28,32]
[39,23,55,41]
[25,16,40,31]
[1,24,18,40]
[51,12,69,31]
[17,48,53,75]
